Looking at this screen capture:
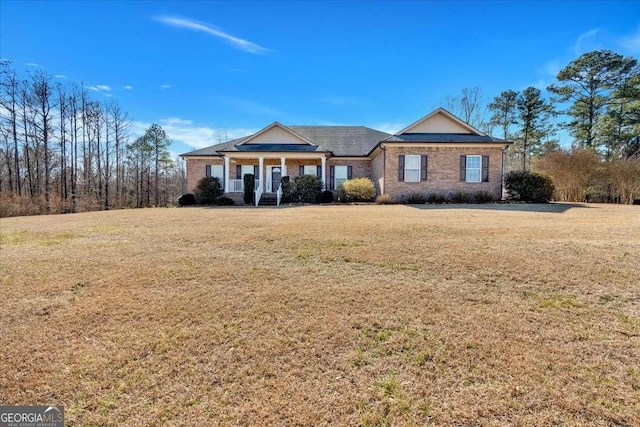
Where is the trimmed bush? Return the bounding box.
[194,177,223,205]
[473,189,498,203]
[375,194,393,205]
[319,190,334,203]
[293,174,323,203]
[213,196,235,206]
[425,192,447,204]
[341,178,375,202]
[406,192,427,204]
[505,170,555,202]
[280,176,292,203]
[178,193,196,206]
[243,174,255,205]
[448,190,474,203]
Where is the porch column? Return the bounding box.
[280,157,286,177]
[224,156,230,193]
[258,157,264,193]
[321,156,327,189]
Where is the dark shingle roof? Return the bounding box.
[288,126,391,156]
[385,133,509,144]
[180,127,511,157]
[181,126,391,157]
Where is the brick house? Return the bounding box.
[181,108,512,204]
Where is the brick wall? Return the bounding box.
[383,145,504,201]
[185,158,223,192]
[371,152,384,195]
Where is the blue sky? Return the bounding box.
[1,1,639,156]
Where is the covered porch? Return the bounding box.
[222,152,329,195]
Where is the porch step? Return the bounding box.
[259,193,278,206]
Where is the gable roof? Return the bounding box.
[181,126,391,157]
[238,122,317,146]
[180,108,511,158]
[396,107,487,136]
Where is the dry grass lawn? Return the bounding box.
[1,203,639,426]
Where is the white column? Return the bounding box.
[258,157,264,193]
[321,156,327,189]
[280,157,286,177]
[224,156,230,193]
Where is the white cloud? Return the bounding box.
[620,27,640,53]
[574,28,599,54]
[87,86,99,91]
[160,84,173,90]
[123,85,133,90]
[54,74,68,79]
[25,62,40,67]
[161,117,193,126]
[96,85,111,91]
[368,122,404,135]
[155,15,271,54]
[131,118,257,149]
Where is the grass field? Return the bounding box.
[1,203,639,426]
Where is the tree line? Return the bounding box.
[0,60,185,217]
[443,49,639,203]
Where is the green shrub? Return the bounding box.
[425,192,447,204]
[375,194,394,204]
[319,190,334,203]
[243,174,255,205]
[341,178,375,202]
[194,177,223,205]
[213,196,235,206]
[293,174,323,203]
[406,192,427,204]
[280,176,292,203]
[505,170,555,202]
[178,193,196,206]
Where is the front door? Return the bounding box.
[271,167,281,192]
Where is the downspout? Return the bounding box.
[501,146,507,200]
[381,143,386,195]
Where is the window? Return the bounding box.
[398,155,427,182]
[303,165,317,176]
[329,165,352,190]
[466,155,481,182]
[404,155,421,182]
[205,164,224,186]
[460,155,489,183]
[335,166,348,188]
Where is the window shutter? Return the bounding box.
[482,155,489,182]
[421,155,428,181]
[317,165,322,178]
[398,155,405,181]
[205,164,211,177]
[459,156,466,181]
[299,165,304,176]
[329,166,335,190]
[347,165,353,180]
[254,165,259,180]
[236,165,242,179]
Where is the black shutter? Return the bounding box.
[459,156,466,181]
[482,156,489,182]
[398,155,405,181]
[299,165,304,176]
[421,156,428,181]
[317,165,322,178]
[347,166,353,180]
[205,164,211,178]
[254,165,259,180]
[236,165,242,179]
[329,166,335,190]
